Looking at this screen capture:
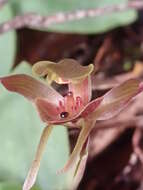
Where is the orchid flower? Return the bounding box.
[0,58,143,190]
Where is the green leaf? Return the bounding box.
[0,4,16,75]
[0,182,21,190]
[0,62,70,190]
[0,181,40,190]
[10,0,137,34]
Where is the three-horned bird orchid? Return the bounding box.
[0,59,143,190]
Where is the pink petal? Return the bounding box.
[35,96,102,124]
[90,79,142,121]
[35,96,95,124]
[35,98,81,124]
[80,97,103,118]
[0,74,63,105]
[35,98,60,123]
[69,76,92,105]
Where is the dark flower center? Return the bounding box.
[60,111,69,118]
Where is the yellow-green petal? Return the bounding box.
[32,58,94,84]
[23,125,53,190]
[57,119,94,174]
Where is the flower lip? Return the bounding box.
[36,96,103,125]
[58,91,84,119]
[35,89,95,125]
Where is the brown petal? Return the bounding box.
[90,79,142,121]
[0,74,63,105]
[32,58,93,84]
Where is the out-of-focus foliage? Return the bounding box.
[10,0,137,34]
[0,62,71,190]
[0,4,16,75]
[0,182,40,190]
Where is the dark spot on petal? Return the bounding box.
[60,112,69,118]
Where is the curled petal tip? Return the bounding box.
[33,59,94,84]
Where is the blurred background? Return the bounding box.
[0,0,143,189]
